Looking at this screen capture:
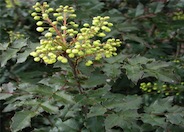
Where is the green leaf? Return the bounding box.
[3,103,17,112]
[146,61,169,70]
[144,97,172,113]
[105,113,120,130]
[135,3,144,17]
[32,128,50,132]
[105,54,123,64]
[166,113,184,125]
[0,82,15,100]
[75,88,108,105]
[103,63,121,78]
[123,56,179,83]
[40,101,59,114]
[105,110,140,131]
[124,34,151,48]
[103,95,142,111]
[87,87,108,97]
[2,82,16,93]
[11,110,36,132]
[154,2,164,13]
[123,64,144,83]
[86,116,105,132]
[78,61,95,76]
[25,85,54,96]
[121,95,142,111]
[141,114,166,127]
[17,51,31,63]
[59,104,80,119]
[16,41,42,63]
[39,75,66,90]
[82,70,107,88]
[115,22,138,32]
[11,39,27,49]
[127,56,154,65]
[0,48,19,67]
[0,93,12,100]
[18,70,45,83]
[87,104,107,118]
[53,91,75,104]
[156,71,179,83]
[103,54,123,78]
[55,118,80,132]
[0,42,9,50]
[103,9,125,22]
[166,106,184,125]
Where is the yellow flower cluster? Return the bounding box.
[30,2,122,66]
[173,11,184,20]
[140,82,182,96]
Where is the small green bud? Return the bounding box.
[176,93,180,96]
[57,16,63,21]
[69,14,76,18]
[148,89,152,92]
[34,16,41,20]
[36,21,43,26]
[57,46,63,50]
[61,26,67,30]
[66,49,72,53]
[39,54,44,58]
[69,33,74,36]
[92,19,99,25]
[104,16,110,20]
[108,23,113,27]
[57,56,63,61]
[36,27,44,32]
[56,8,62,12]
[48,52,54,56]
[75,45,81,49]
[86,49,93,54]
[43,2,48,6]
[147,82,151,86]
[69,53,75,58]
[63,9,68,12]
[153,87,157,90]
[42,13,48,19]
[31,12,37,16]
[52,21,58,25]
[93,27,100,32]
[45,32,52,37]
[48,8,54,12]
[30,52,38,57]
[34,57,40,62]
[72,49,79,54]
[73,24,79,28]
[78,35,84,40]
[93,40,100,46]
[35,7,41,12]
[35,2,40,6]
[98,32,106,37]
[85,60,93,66]
[83,23,89,27]
[57,56,68,63]
[78,51,84,56]
[49,27,55,32]
[61,57,68,63]
[53,13,60,17]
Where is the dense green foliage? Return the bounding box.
[0,0,184,132]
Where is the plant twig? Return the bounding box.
[66,55,84,94]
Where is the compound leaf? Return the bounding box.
[11,110,36,132]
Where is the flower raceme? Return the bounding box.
[30,2,122,66]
